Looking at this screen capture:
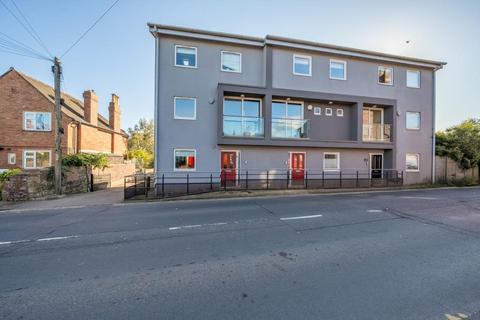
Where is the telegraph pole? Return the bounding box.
[52,57,62,194]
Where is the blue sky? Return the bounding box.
[1,0,479,131]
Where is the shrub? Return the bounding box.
[0,168,22,183]
[62,153,109,170]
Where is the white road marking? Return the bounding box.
[367,209,384,213]
[399,196,438,200]
[168,224,202,231]
[37,236,78,242]
[280,214,323,221]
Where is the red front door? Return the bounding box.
[221,151,237,182]
[290,153,305,180]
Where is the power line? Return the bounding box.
[8,0,53,58]
[61,0,120,58]
[0,33,50,60]
[0,0,52,59]
[0,47,49,61]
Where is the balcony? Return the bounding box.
[362,124,391,142]
[272,119,310,139]
[223,116,264,138]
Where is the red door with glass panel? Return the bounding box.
[221,151,237,183]
[290,153,305,180]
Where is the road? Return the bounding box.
[1,187,480,320]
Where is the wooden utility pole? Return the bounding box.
[52,57,62,194]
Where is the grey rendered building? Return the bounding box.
[148,24,445,185]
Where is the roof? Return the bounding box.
[1,68,127,135]
[148,23,446,69]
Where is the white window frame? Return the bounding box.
[325,107,333,116]
[313,107,321,116]
[405,153,420,172]
[406,70,421,89]
[23,111,52,131]
[7,153,16,165]
[293,54,312,77]
[329,59,347,80]
[336,108,344,117]
[378,66,394,86]
[23,150,51,169]
[323,152,340,171]
[174,45,198,69]
[174,97,197,120]
[220,51,242,73]
[406,111,421,130]
[173,149,197,172]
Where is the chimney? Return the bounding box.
[83,90,98,126]
[108,94,121,132]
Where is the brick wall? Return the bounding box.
[93,162,136,187]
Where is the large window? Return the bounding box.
[24,112,51,131]
[23,150,51,169]
[272,100,307,139]
[293,55,312,76]
[175,45,197,68]
[221,51,241,73]
[174,97,196,120]
[406,154,420,172]
[406,111,421,130]
[174,149,196,171]
[323,152,340,171]
[329,59,347,80]
[378,66,393,85]
[223,97,262,137]
[406,70,420,88]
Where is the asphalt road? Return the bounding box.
[1,187,480,320]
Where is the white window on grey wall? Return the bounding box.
[221,51,241,73]
[378,66,393,85]
[175,45,197,68]
[174,97,196,120]
[336,108,344,117]
[23,150,51,169]
[329,59,347,80]
[325,108,333,116]
[314,107,321,115]
[406,111,421,130]
[405,154,420,172]
[323,152,340,171]
[24,112,51,131]
[174,149,196,171]
[8,153,16,165]
[406,70,420,88]
[293,54,312,76]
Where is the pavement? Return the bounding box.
[1,187,480,319]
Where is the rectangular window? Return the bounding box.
[406,70,420,88]
[325,108,333,116]
[175,45,197,68]
[406,111,421,130]
[223,97,263,137]
[329,59,347,80]
[24,112,51,131]
[336,108,344,117]
[174,149,196,171]
[23,150,51,169]
[324,152,340,171]
[406,154,420,172]
[221,51,241,73]
[378,66,393,85]
[174,97,196,120]
[293,54,312,76]
[8,153,16,165]
[314,107,321,115]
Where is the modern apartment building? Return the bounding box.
[148,24,445,185]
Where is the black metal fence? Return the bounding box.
[124,169,403,200]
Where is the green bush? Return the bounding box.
[0,168,22,183]
[62,153,109,170]
[448,176,477,187]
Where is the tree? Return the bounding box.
[127,118,154,169]
[436,119,480,169]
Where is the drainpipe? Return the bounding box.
[153,33,160,181]
[432,65,444,184]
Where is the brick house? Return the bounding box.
[0,68,128,170]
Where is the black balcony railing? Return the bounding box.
[124,169,403,200]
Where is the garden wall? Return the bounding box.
[435,156,479,184]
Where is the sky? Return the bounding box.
[1,0,479,131]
